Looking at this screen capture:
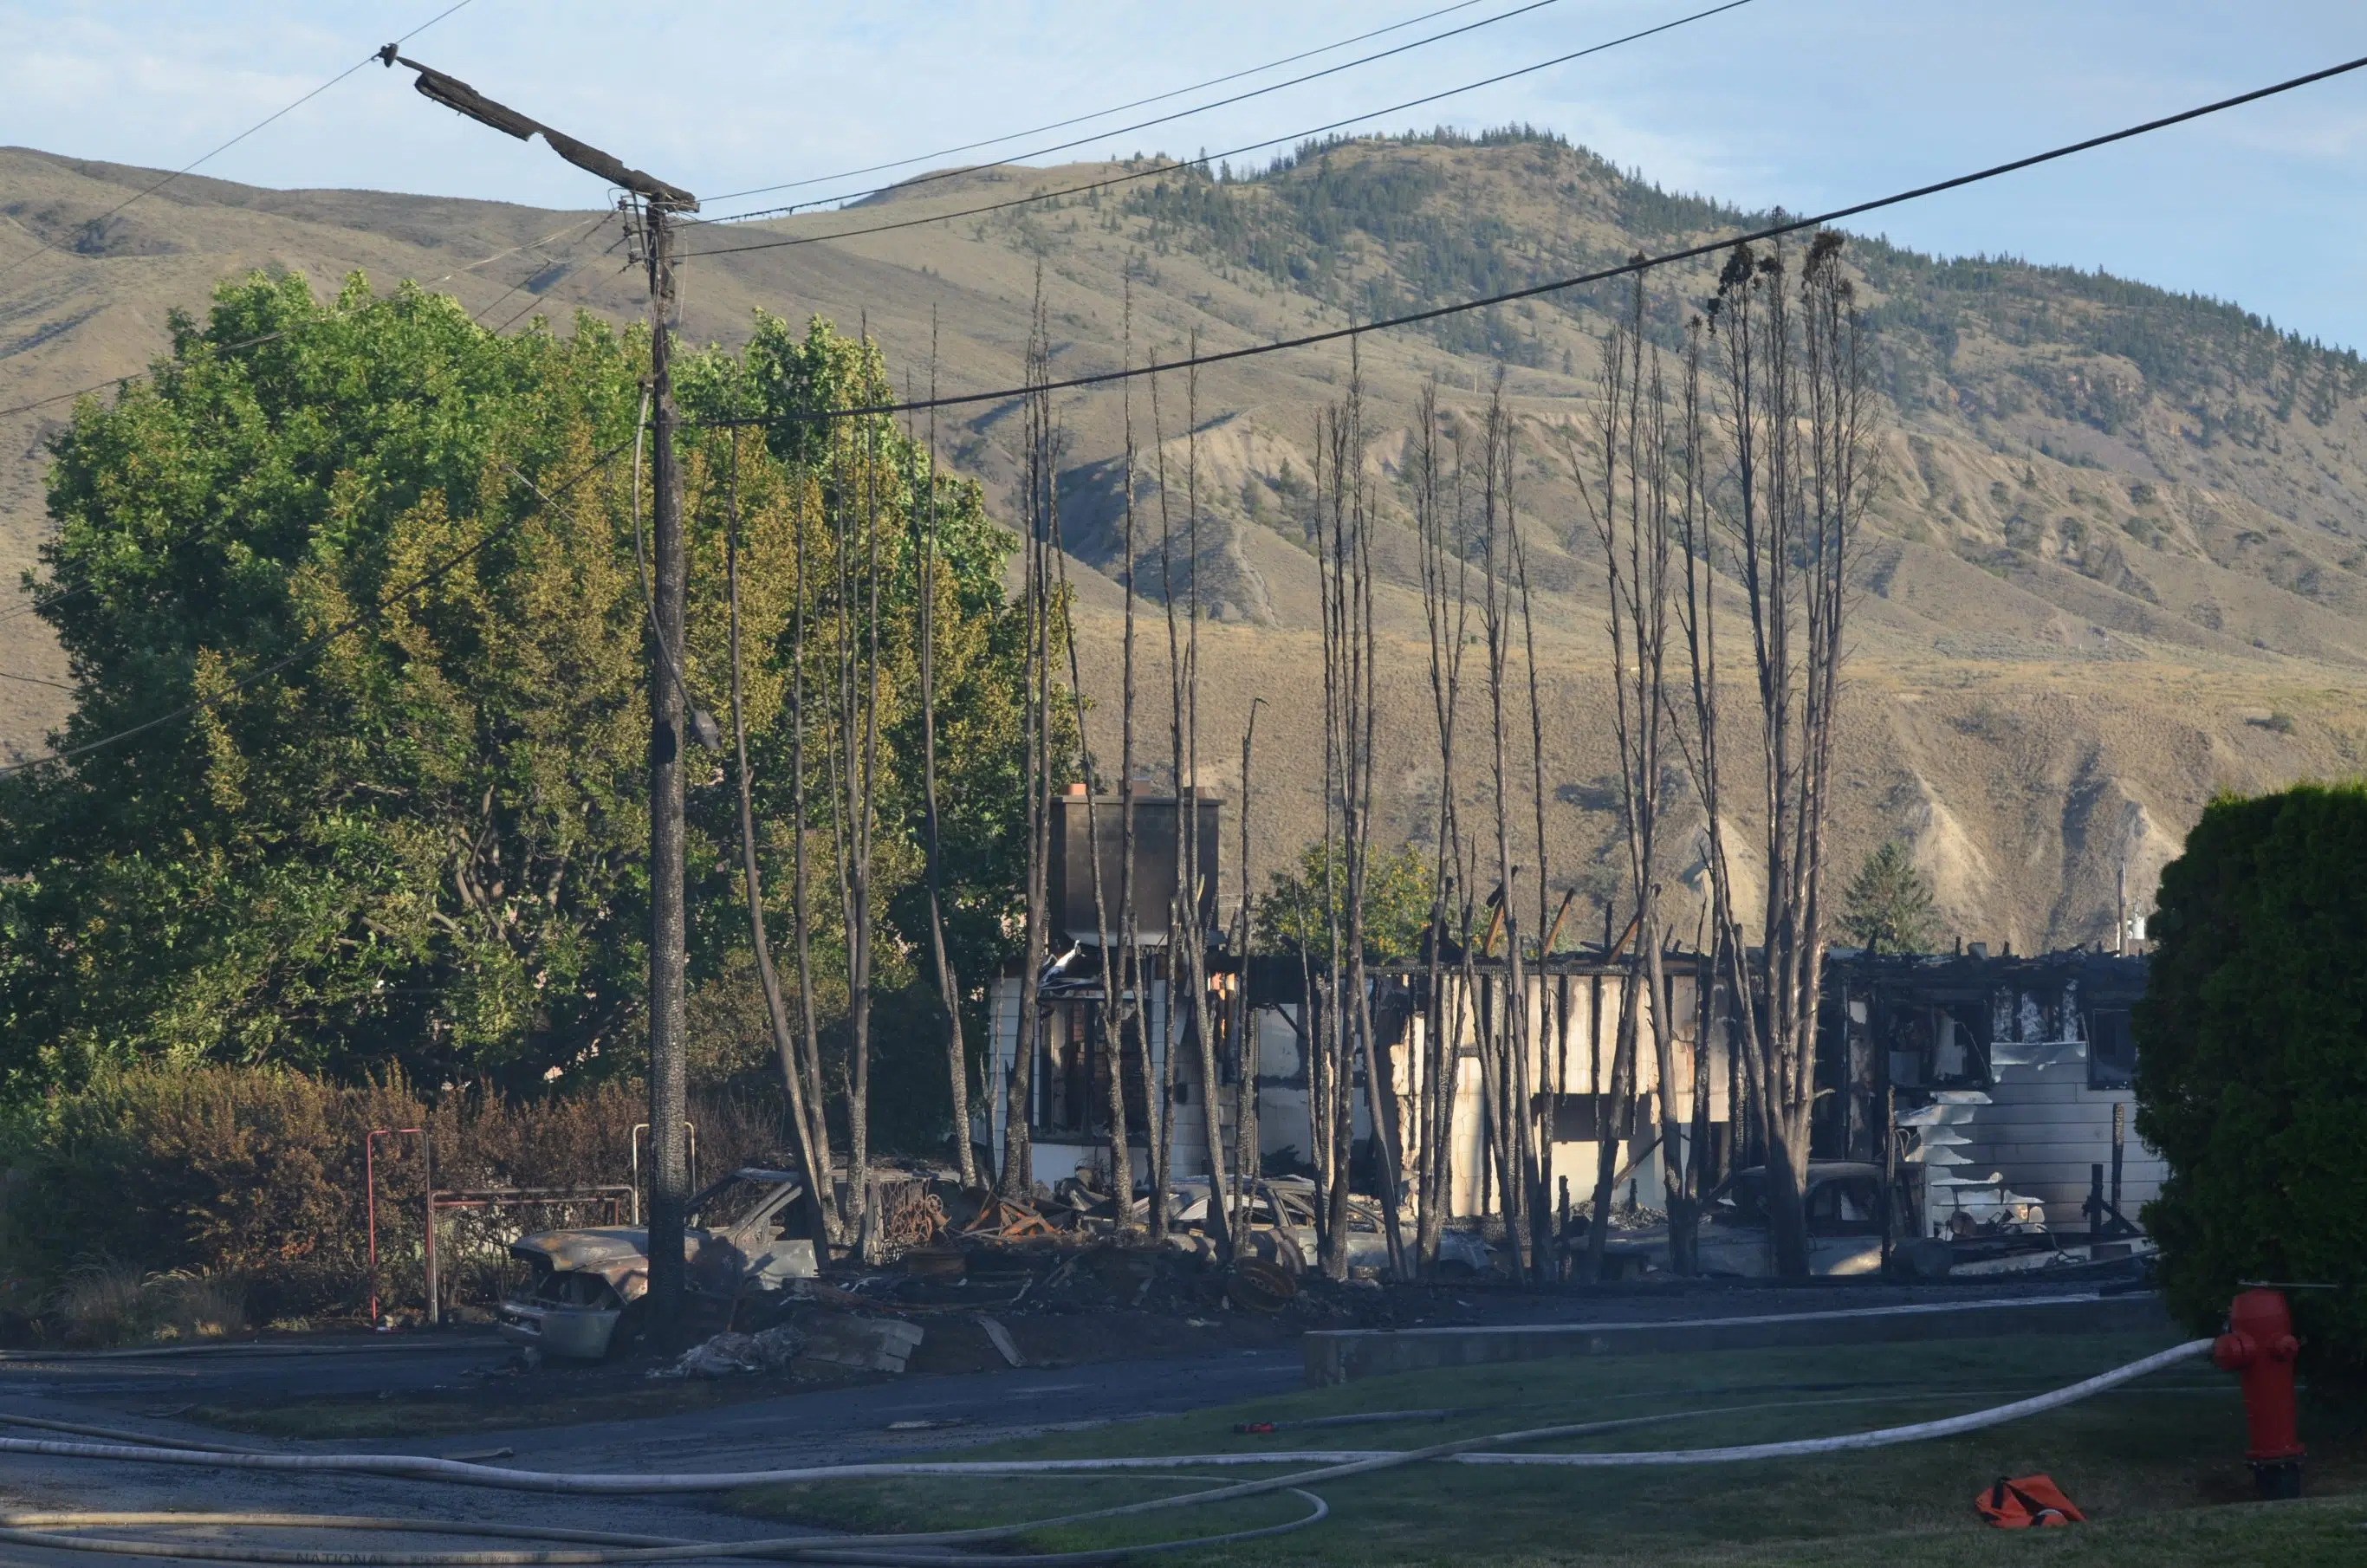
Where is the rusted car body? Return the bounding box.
[1166,1176,1495,1276]
[1596,1163,1894,1280]
[498,1169,814,1359]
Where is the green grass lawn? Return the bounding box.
[732,1332,2367,1566]
[191,1362,879,1440]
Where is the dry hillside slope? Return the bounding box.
[3,133,2363,949]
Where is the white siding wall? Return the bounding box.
[1958,1063,2165,1216]
[986,974,1715,1221]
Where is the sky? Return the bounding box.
[3,0,2364,345]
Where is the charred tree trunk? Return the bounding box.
[1001,292,1058,1200]
[723,429,840,1242]
[1228,696,1266,1243]
[1702,232,1871,1276]
[1415,388,1472,1266]
[1179,353,1235,1260]
[916,328,977,1191]
[1573,273,1686,1276]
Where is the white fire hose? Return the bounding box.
[0,1338,2213,1564]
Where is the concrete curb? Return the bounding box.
[0,1335,507,1364]
[1304,1291,2173,1385]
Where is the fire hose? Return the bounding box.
[0,1338,2212,1564]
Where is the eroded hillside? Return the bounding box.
[3,133,2362,947]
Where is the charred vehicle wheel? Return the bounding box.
[604,1298,647,1361]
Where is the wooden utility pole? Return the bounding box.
[381,50,702,1344]
[640,194,693,1346]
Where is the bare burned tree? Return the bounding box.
[1136,360,1189,1241]
[1342,354,1408,1279]
[1309,390,1352,1278]
[1177,349,1235,1260]
[1228,694,1266,1244]
[1512,500,1559,1283]
[785,392,841,1242]
[1051,424,1131,1230]
[1304,363,1398,1278]
[723,426,840,1242]
[1670,312,1760,1273]
[1047,301,1136,1228]
[1413,381,1470,1270]
[1704,230,1872,1275]
[1571,277,1646,1280]
[915,320,977,1191]
[1571,273,1688,1277]
[827,319,894,1260]
[1000,287,1060,1200]
[1475,377,1538,1280]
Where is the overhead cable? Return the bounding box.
[0,436,635,778]
[697,0,1594,224]
[687,0,1749,244]
[698,49,2367,424]
[704,0,1503,205]
[0,212,616,425]
[0,0,477,283]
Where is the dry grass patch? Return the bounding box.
[48,1262,248,1346]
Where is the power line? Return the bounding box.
[0,0,477,284]
[463,210,617,329]
[697,49,2367,425]
[696,0,1589,225]
[0,214,618,424]
[678,0,1753,259]
[26,49,2364,778]
[0,586,92,625]
[0,670,74,692]
[0,435,635,778]
[704,0,1503,206]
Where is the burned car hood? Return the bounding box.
[509,1225,727,1284]
[511,1227,652,1280]
[513,1229,653,1277]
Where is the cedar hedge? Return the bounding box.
[2136,781,2367,1383]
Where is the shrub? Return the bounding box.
[48,1263,247,1346]
[2135,783,2367,1383]
[0,1066,791,1338]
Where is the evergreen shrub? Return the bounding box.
[2136,782,2367,1383]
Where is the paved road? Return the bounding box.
[0,1278,2155,1562]
[0,1338,1301,1565]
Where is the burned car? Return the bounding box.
[1595,1162,1890,1280]
[498,1168,816,1360]
[1167,1176,1495,1277]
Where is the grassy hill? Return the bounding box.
[3,132,2363,951]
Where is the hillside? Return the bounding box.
[3,133,2364,952]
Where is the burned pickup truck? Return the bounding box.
[498,1169,817,1359]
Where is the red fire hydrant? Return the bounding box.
[2213,1288,2304,1499]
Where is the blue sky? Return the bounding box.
[3,1,2364,345]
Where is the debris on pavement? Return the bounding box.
[650,1324,804,1380]
[797,1312,924,1374]
[973,1313,1025,1368]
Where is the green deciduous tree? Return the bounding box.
[1255,839,1436,964]
[2136,782,2367,1383]
[0,274,1060,1137]
[1838,841,1940,954]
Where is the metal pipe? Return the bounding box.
[630,1123,698,1223]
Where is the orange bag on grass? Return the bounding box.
[1975,1474,2085,1528]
